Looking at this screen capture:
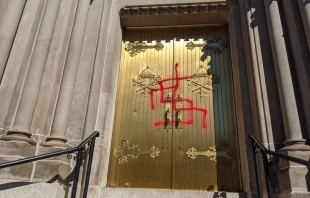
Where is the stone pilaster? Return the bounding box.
[243,0,275,149]
[0,0,47,143]
[67,0,104,141]
[264,0,310,195]
[0,0,49,182]
[30,0,78,137]
[5,0,62,144]
[83,0,114,140]
[41,0,90,148]
[0,0,27,81]
[282,0,310,145]
[264,0,306,147]
[297,0,310,51]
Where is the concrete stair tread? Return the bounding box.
[101,188,246,198]
[0,182,65,198]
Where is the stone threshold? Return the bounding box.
[101,188,247,198]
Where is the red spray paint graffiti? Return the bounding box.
[150,63,208,130]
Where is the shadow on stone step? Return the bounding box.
[0,170,74,191]
[213,192,227,198]
[0,181,32,191]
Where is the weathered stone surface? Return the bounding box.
[0,156,33,181]
[0,0,27,80]
[0,0,47,130]
[67,0,104,140]
[48,0,90,142]
[298,0,310,50]
[30,0,78,137]
[101,188,247,198]
[12,0,62,134]
[0,141,36,157]
[278,193,310,198]
[278,150,310,193]
[0,183,66,198]
[32,160,71,183]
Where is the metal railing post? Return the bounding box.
[71,149,84,198]
[82,137,96,198]
[249,133,310,198]
[252,139,263,198]
[0,131,100,198]
[262,153,272,197]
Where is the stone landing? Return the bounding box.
[0,182,65,198]
[0,183,246,198]
[101,188,246,198]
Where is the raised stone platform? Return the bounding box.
[101,188,247,198]
[0,183,246,198]
[0,182,65,198]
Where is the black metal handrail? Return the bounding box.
[249,133,310,198]
[0,131,100,198]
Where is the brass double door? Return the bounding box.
[108,27,241,191]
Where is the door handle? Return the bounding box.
[164,94,172,130]
[175,108,181,128]
[164,109,171,129]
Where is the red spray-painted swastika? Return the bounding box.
[150,63,208,130]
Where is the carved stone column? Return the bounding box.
[264,0,310,195]
[264,0,307,148]
[0,0,27,81]
[297,0,310,50]
[29,0,78,139]
[0,0,47,141]
[282,0,310,142]
[41,0,90,148]
[243,0,275,150]
[0,0,47,182]
[2,0,62,144]
[66,0,104,141]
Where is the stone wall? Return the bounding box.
[0,0,112,187]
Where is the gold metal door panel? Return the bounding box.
[171,27,240,191]
[108,29,174,189]
[108,27,241,191]
[172,28,216,191]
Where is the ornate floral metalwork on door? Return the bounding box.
[186,141,235,166]
[185,36,227,61]
[186,36,226,53]
[125,40,164,57]
[187,65,220,96]
[115,140,160,164]
[132,66,162,97]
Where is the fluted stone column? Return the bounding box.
[4,0,62,143]
[0,0,47,143]
[0,0,9,21]
[41,0,90,148]
[264,0,307,148]
[0,0,27,80]
[264,0,310,194]
[67,0,104,141]
[283,0,310,144]
[243,0,275,150]
[298,0,310,50]
[29,0,78,138]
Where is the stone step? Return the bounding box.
[0,182,65,198]
[0,183,247,198]
[101,188,246,198]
